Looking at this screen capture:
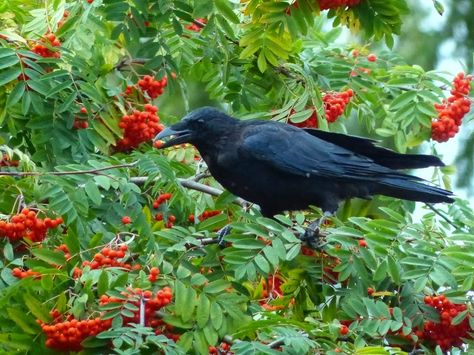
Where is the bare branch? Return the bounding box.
[130,176,248,207]
[0,162,137,177]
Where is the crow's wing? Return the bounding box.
[302,129,444,170]
[239,123,419,181]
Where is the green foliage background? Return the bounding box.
[0,0,473,354]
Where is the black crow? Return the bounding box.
[155,107,454,218]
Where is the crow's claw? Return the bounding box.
[217,225,231,248]
[301,219,323,249]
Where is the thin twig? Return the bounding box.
[425,203,463,230]
[115,57,147,70]
[275,66,305,84]
[0,162,137,177]
[184,237,219,249]
[267,338,285,349]
[130,176,248,207]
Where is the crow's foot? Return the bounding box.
[300,212,332,249]
[301,219,323,249]
[216,225,231,248]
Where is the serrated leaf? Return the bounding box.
[7,308,38,334]
[24,295,50,322]
[97,270,109,296]
[196,294,210,328]
[257,50,267,73]
[31,248,66,266]
[210,302,223,330]
[203,279,231,294]
[85,181,102,206]
[215,0,240,24]
[6,81,25,107]
[0,67,21,86]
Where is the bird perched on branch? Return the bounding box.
[155,107,453,221]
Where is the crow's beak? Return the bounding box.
[154,127,192,148]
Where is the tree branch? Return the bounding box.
[130,176,248,207]
[0,162,137,177]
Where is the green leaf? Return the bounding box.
[196,294,210,328]
[256,217,285,233]
[387,256,401,284]
[175,280,197,322]
[31,248,66,266]
[255,254,270,274]
[85,181,102,206]
[3,241,13,260]
[0,48,16,58]
[7,308,38,334]
[389,91,417,111]
[286,243,301,261]
[210,302,223,330]
[24,294,51,322]
[204,279,231,294]
[0,67,21,86]
[215,0,240,24]
[0,54,19,70]
[97,270,109,296]
[6,81,26,107]
[432,0,444,15]
[257,50,267,73]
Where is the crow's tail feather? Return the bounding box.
[303,129,445,170]
[376,178,454,204]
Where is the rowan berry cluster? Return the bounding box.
[152,193,172,208]
[39,310,112,352]
[260,274,285,311]
[422,294,472,351]
[155,213,176,228]
[55,244,71,260]
[0,154,19,167]
[58,10,69,29]
[82,244,131,270]
[116,104,164,151]
[323,89,354,122]
[11,268,41,279]
[0,208,62,242]
[188,210,221,223]
[209,342,232,354]
[185,18,207,32]
[431,72,472,142]
[318,0,361,10]
[73,119,88,129]
[138,75,168,100]
[99,287,173,327]
[289,89,354,128]
[31,33,61,58]
[148,266,160,282]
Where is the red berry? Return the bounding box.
[358,239,367,247]
[121,216,131,224]
[339,325,349,335]
[367,53,377,62]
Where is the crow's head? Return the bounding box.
[154,107,237,148]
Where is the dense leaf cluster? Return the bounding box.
[0,1,473,354]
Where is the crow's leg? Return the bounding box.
[216,225,232,247]
[301,211,332,249]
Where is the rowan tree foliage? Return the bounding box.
[0,0,473,354]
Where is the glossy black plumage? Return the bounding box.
[155,107,454,217]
